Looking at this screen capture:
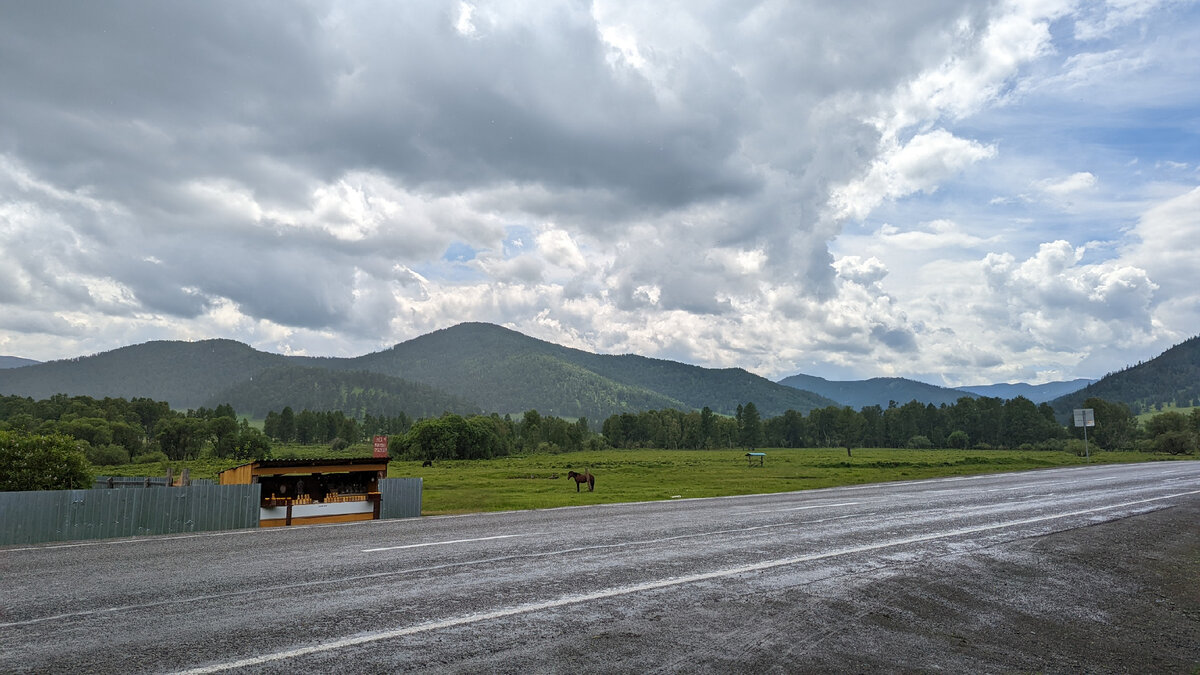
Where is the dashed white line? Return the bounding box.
[363,533,536,553]
[742,501,862,514]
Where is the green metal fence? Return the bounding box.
[379,477,423,519]
[0,484,261,546]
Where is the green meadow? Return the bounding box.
[96,446,1195,515]
[390,448,1193,515]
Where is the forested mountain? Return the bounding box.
[0,340,296,407]
[206,366,482,419]
[0,323,836,420]
[0,356,39,369]
[349,323,837,418]
[957,379,1093,403]
[777,373,974,408]
[1052,335,1200,415]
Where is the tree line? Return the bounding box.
[3,392,1196,493]
[601,396,1199,454]
[0,394,271,465]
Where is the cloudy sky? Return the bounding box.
[1,0,1197,386]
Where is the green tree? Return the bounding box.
[834,406,865,456]
[739,402,762,449]
[1082,397,1137,451]
[1145,411,1190,437]
[0,431,93,491]
[208,415,240,458]
[154,417,209,460]
[278,406,296,443]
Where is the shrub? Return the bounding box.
[1153,431,1196,455]
[87,443,131,466]
[946,430,970,449]
[329,437,349,452]
[132,450,170,464]
[0,431,93,491]
[908,435,932,449]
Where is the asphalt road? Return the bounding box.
[3,460,1199,673]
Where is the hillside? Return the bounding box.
[0,356,39,369]
[206,366,482,419]
[0,340,296,408]
[1052,335,1200,414]
[0,323,837,420]
[778,373,974,409]
[350,323,837,418]
[957,379,1093,403]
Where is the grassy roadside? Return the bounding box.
[93,446,1195,515]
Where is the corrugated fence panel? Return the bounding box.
[0,484,261,546]
[379,478,422,519]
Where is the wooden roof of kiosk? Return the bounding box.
[218,456,390,485]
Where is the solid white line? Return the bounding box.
[4,516,850,629]
[363,533,536,552]
[175,489,1200,674]
[743,501,862,514]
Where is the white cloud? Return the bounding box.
[1037,171,1098,196]
[832,129,997,221]
[0,0,1196,391]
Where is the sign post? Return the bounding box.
[372,435,390,459]
[1072,408,1094,459]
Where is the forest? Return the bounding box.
[1,390,1197,492]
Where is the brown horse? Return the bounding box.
[566,470,594,492]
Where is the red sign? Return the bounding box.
[372,435,389,458]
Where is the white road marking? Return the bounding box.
[3,516,849,628]
[176,489,1200,674]
[363,533,535,552]
[742,501,862,514]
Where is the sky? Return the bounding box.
[1,0,1198,386]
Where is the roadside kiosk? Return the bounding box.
[218,457,388,527]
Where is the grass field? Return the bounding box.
[95,446,1196,515]
[393,447,1194,515]
[1136,404,1198,423]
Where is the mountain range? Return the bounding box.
[956,380,1096,402]
[778,374,974,409]
[1050,335,1200,415]
[777,375,1098,409]
[0,356,39,369]
[1,324,1194,421]
[0,323,836,421]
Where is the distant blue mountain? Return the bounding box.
[0,356,39,369]
[778,373,974,409]
[957,379,1093,403]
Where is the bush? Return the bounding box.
[0,431,93,491]
[907,435,932,449]
[1153,431,1196,455]
[329,437,349,452]
[132,450,170,464]
[87,443,131,466]
[946,430,969,450]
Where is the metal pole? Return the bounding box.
[1083,425,1089,459]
